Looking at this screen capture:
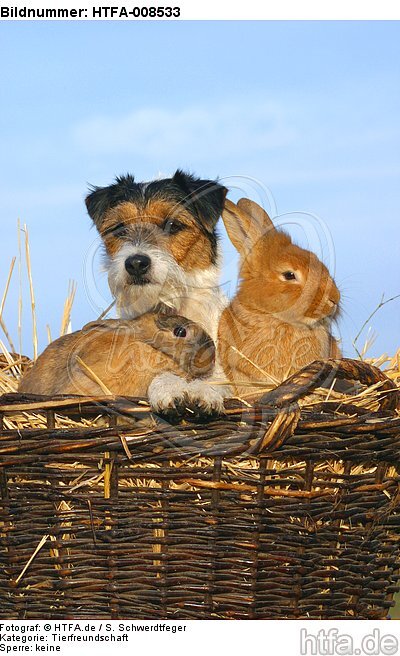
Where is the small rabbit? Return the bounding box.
[218,198,341,399]
[19,311,215,398]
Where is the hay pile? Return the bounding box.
[1,343,399,430]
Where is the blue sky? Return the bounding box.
[0,21,399,359]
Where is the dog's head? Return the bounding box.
[86,170,227,316]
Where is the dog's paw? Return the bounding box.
[185,379,226,416]
[148,373,190,416]
[148,373,226,421]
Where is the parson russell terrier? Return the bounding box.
[84,169,230,414]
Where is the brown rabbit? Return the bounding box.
[218,198,341,399]
[19,312,215,398]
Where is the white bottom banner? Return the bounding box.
[0,621,399,656]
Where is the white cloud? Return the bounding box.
[71,90,400,189]
[72,101,298,159]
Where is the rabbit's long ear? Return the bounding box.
[222,198,266,255]
[237,198,275,232]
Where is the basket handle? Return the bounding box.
[259,358,399,413]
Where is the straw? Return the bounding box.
[0,257,16,322]
[15,534,49,584]
[0,257,17,353]
[97,299,116,321]
[60,280,77,337]
[230,346,280,386]
[17,219,23,356]
[353,293,400,359]
[23,224,38,360]
[75,355,112,395]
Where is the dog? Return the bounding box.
[85,169,229,414]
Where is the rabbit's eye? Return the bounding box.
[162,218,185,235]
[282,271,297,281]
[173,325,187,338]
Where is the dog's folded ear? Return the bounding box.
[85,174,136,229]
[172,169,227,231]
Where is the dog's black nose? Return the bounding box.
[125,254,151,277]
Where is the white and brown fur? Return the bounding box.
[85,170,230,413]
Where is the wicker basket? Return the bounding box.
[0,358,399,620]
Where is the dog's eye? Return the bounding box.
[162,219,184,235]
[113,223,128,236]
[173,325,187,338]
[103,222,127,237]
[282,271,297,281]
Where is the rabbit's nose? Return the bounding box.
[329,286,341,305]
[327,299,339,316]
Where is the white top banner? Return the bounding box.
[1,0,400,20]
